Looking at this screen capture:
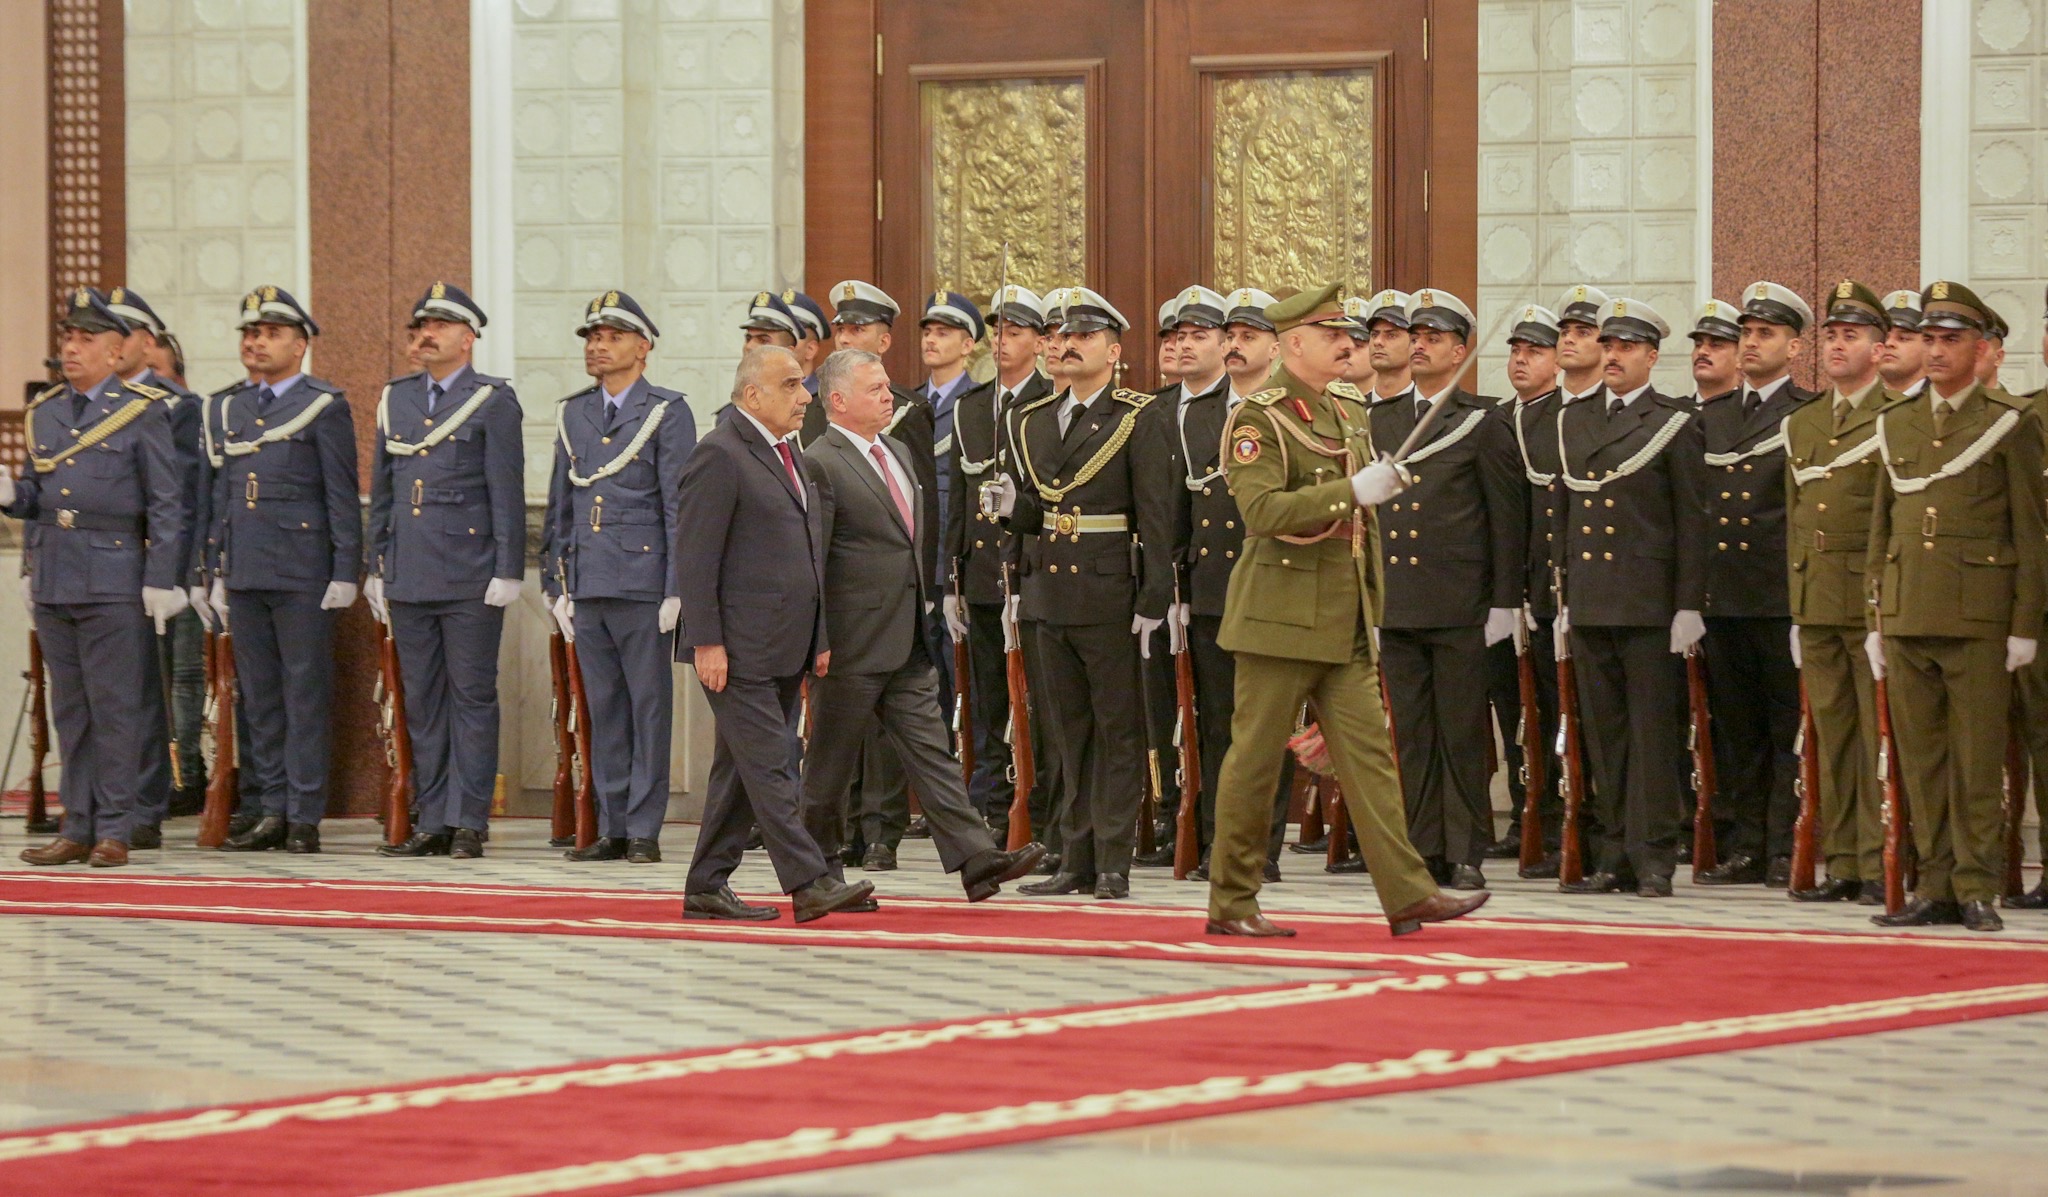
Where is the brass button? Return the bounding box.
[1717,542,1728,550]
[1739,492,1751,500]
[1742,463,1753,472]
[424,418,435,426]
[412,507,421,516]
[1603,499,1614,508]
[468,528,475,534]
[1408,556,1419,565]
[1725,464,1736,473]
[1605,525,1615,534]
[1603,551,1613,560]
[301,523,310,529]
[1200,547,1209,556]
[255,418,265,427]
[1933,439,1944,448]
[1225,550,1235,559]
[1739,542,1749,550]
[1388,554,1397,564]
[59,488,69,496]
[1202,486,1212,496]
[246,501,255,509]
[1740,517,1750,526]
[1829,437,1839,446]
[1224,519,1236,531]
[1816,502,1827,512]
[1201,519,1210,527]
[602,437,611,444]
[595,495,605,503]
[1924,506,1936,514]
[1584,499,1593,508]
[1719,517,1729,525]
[975,539,985,549]
[1545,533,1553,542]
[1923,541,1935,549]
[1581,551,1591,560]
[1281,558,1291,565]
[1721,491,1731,499]
[1581,525,1592,534]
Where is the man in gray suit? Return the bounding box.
[801,348,1048,900]
[675,346,875,923]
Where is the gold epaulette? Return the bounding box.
[127,381,169,401]
[1016,389,1065,415]
[1112,387,1152,408]
[1245,387,1287,407]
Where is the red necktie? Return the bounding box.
[871,444,914,532]
[775,440,804,504]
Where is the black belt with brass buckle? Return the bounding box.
[37,509,144,534]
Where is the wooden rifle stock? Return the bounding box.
[24,631,53,833]
[1515,613,1546,872]
[1789,678,1822,893]
[1685,650,1718,873]
[376,620,414,846]
[1875,669,1908,913]
[548,627,576,845]
[951,560,975,791]
[1171,581,1201,879]
[564,639,598,849]
[197,630,237,847]
[1554,647,1586,886]
[1002,565,1035,851]
[1323,776,1350,870]
[2003,701,2027,900]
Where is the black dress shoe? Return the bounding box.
[226,809,264,839]
[1019,870,1095,896]
[1132,845,1176,868]
[1871,896,1962,927]
[1858,880,1886,906]
[1482,832,1521,860]
[1961,900,2005,932]
[1262,861,1281,883]
[1791,876,1862,903]
[903,815,932,838]
[285,823,321,854]
[1764,855,1793,888]
[1675,842,1693,865]
[862,843,898,871]
[1029,851,1061,875]
[1694,853,1764,886]
[684,887,779,921]
[1326,856,1367,874]
[1288,836,1328,855]
[547,834,575,849]
[793,875,876,922]
[1519,853,1561,880]
[839,841,865,868]
[450,828,484,859]
[564,836,628,862]
[128,824,163,850]
[1449,864,1486,891]
[2003,880,2048,910]
[168,782,207,818]
[961,842,1048,901]
[221,815,287,852]
[1560,870,1630,894]
[1425,856,1451,885]
[1638,875,1674,898]
[378,831,451,858]
[1094,873,1130,900]
[626,838,662,864]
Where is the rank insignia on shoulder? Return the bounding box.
[1328,380,1365,402]
[1247,387,1287,407]
[1113,387,1153,406]
[1231,429,1262,463]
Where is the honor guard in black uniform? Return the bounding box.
[198,287,361,854]
[1368,289,1526,888]
[1361,289,1415,405]
[1694,281,1818,887]
[1553,297,1708,898]
[2013,285,2048,911]
[1555,285,1613,404]
[368,284,527,859]
[942,284,1052,833]
[986,288,1178,899]
[1879,290,1928,397]
[8,290,187,868]
[1688,299,1744,402]
[544,291,698,862]
[1489,304,1566,875]
[1156,296,1186,388]
[741,290,830,448]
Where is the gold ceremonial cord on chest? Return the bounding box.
[1017,401,1141,504]
[29,396,155,473]
[1223,400,1365,555]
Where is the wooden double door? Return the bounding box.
[805,0,1474,391]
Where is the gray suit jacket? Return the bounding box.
[804,424,927,676]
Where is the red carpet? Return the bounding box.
[4,872,2048,1196]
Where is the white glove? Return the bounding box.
[321,581,358,611]
[1349,455,1410,506]
[1168,601,1191,655]
[1000,592,1020,652]
[484,577,522,608]
[142,585,189,634]
[188,584,215,631]
[943,594,969,640]
[1789,624,1802,669]
[0,472,15,507]
[2008,636,2038,672]
[1554,607,1572,661]
[659,596,681,634]
[1669,609,1705,655]
[208,578,230,630]
[552,593,576,642]
[363,575,388,624]
[1483,607,1518,647]
[1865,631,1886,680]
[982,474,1018,519]
[19,575,33,629]
[1134,613,1164,658]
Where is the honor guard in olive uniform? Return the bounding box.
[942,284,1052,831]
[1694,282,1820,887]
[2012,285,2048,911]
[106,287,206,845]
[8,290,187,868]
[985,288,1178,899]
[1879,290,1928,398]
[1553,298,1707,897]
[1202,282,1489,938]
[198,287,361,854]
[1368,289,1526,888]
[1868,282,2047,932]
[1491,304,1567,874]
[368,284,527,859]
[1688,299,1744,403]
[1784,280,1899,904]
[543,290,699,862]
[1556,285,1613,404]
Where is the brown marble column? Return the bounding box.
[1815,0,1921,298]
[307,0,470,815]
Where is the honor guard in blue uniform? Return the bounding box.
[105,287,207,846]
[8,290,189,867]
[367,283,527,859]
[917,290,985,744]
[198,287,361,854]
[787,290,833,444]
[544,290,698,863]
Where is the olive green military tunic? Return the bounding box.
[2006,384,2048,877]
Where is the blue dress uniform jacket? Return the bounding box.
[543,378,696,602]
[131,368,203,585]
[199,377,363,591]
[369,370,528,602]
[9,379,184,598]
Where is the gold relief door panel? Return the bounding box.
[919,74,1093,303]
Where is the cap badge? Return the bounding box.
[110,287,124,304]
[1419,290,1435,306]
[1184,287,1200,304]
[72,289,88,308]
[1614,300,1629,317]
[933,289,946,307]
[781,289,796,303]
[1836,280,1853,299]
[431,281,446,300]
[1751,283,1767,301]
[246,293,261,312]
[754,291,770,306]
[1931,282,1950,300]
[262,286,278,302]
[605,290,620,307]
[1573,286,1587,302]
[841,282,856,301]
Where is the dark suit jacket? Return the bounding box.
[1552,388,1709,627]
[804,424,927,675]
[1698,380,1817,618]
[673,413,828,681]
[1368,386,1527,628]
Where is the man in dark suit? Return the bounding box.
[801,348,1048,899]
[675,345,874,923]
[1553,297,1708,898]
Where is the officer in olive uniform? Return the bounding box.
[1369,289,1526,889]
[1203,282,1490,938]
[1868,281,2047,932]
[1784,280,1899,904]
[1553,298,1707,898]
[7,290,187,867]
[544,290,699,863]
[986,288,1178,899]
[200,287,361,854]
[1695,282,1820,887]
[368,283,527,859]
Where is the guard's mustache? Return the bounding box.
[1225,351,1246,365]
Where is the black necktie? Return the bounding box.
[257,386,277,416]
[1743,389,1759,416]
[427,382,444,415]
[1415,397,1430,421]
[1608,395,1623,418]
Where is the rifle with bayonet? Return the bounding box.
[1686,646,1718,874]
[1551,565,1587,885]
[951,557,975,791]
[1514,605,1546,873]
[1170,571,1201,878]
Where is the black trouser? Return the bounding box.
[1381,625,1494,868]
[1022,618,1065,857]
[686,670,830,895]
[1139,623,1177,820]
[1485,620,1561,849]
[1036,618,1144,878]
[1191,613,1293,861]
[391,598,506,834]
[1703,615,1800,861]
[964,601,1013,826]
[1570,623,1683,882]
[854,733,910,850]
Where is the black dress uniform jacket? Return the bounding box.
[1370,387,1527,627]
[1148,376,1241,617]
[1510,389,1569,617]
[1553,389,1709,624]
[1699,382,1817,617]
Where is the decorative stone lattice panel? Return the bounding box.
[1970,0,2048,389]
[125,0,305,395]
[1477,0,1702,397]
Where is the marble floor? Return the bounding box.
[3,815,2045,1196]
